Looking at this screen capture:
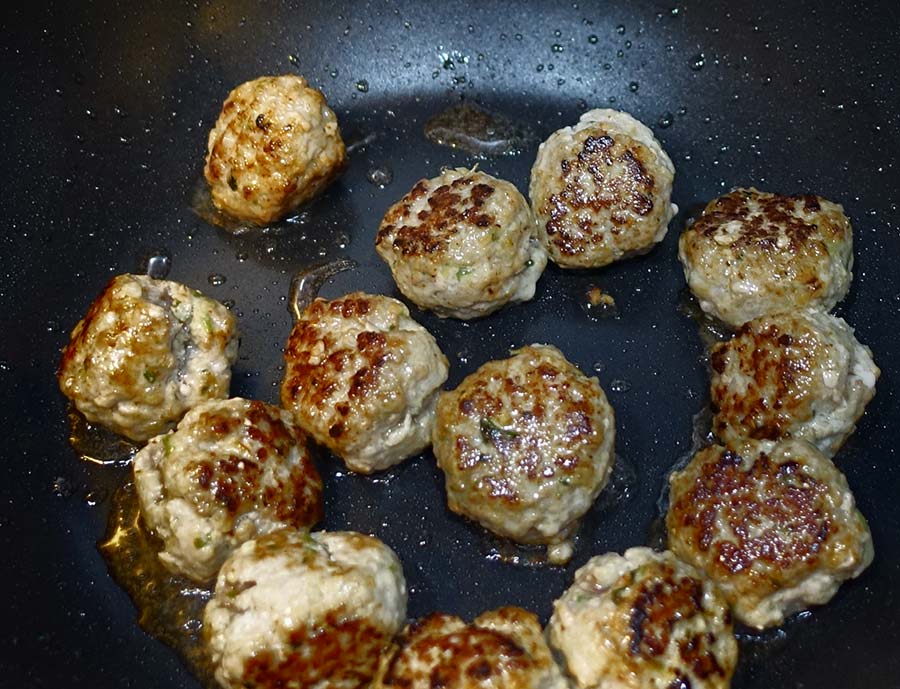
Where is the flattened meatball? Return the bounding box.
[432,344,615,564]
[204,529,407,689]
[529,109,677,269]
[372,606,567,689]
[375,168,547,319]
[204,74,346,224]
[133,398,323,581]
[548,548,737,689]
[678,188,853,326]
[667,440,873,629]
[710,309,879,456]
[58,274,238,442]
[281,292,449,474]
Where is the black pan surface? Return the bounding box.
[4,1,899,687]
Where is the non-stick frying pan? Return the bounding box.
[4,1,899,687]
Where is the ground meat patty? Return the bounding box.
[709,309,879,456]
[204,74,346,225]
[678,188,853,326]
[281,292,449,474]
[371,606,567,689]
[529,108,677,269]
[375,167,547,319]
[432,344,615,564]
[548,547,737,689]
[58,274,239,442]
[133,398,323,582]
[666,439,873,629]
[204,529,407,689]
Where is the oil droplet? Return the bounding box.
[235,251,249,262]
[355,80,369,93]
[609,379,631,393]
[366,166,393,187]
[551,43,564,53]
[423,102,537,158]
[140,250,172,279]
[658,112,674,128]
[288,53,299,65]
[690,53,706,71]
[222,299,236,310]
[84,488,109,507]
[592,361,606,373]
[288,258,357,321]
[616,24,626,34]
[207,274,226,286]
[52,476,74,498]
[628,81,639,92]
[588,34,598,44]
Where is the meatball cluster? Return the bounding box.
[133,397,323,581]
[548,547,737,689]
[204,529,407,689]
[58,274,238,442]
[530,109,677,269]
[679,188,853,326]
[709,309,879,456]
[376,167,547,319]
[432,344,615,564]
[666,439,873,629]
[281,292,449,474]
[205,74,346,225]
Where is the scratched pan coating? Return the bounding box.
[2,1,899,687]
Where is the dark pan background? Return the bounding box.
[3,1,899,687]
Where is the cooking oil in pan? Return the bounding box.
[67,407,138,466]
[101,482,217,689]
[424,102,537,157]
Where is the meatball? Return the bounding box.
[204,74,346,225]
[375,167,547,319]
[204,529,407,689]
[281,292,449,474]
[372,606,568,689]
[529,108,677,269]
[666,439,873,629]
[58,274,239,442]
[678,188,853,326]
[548,547,737,689]
[432,344,615,564]
[133,398,323,582]
[709,309,879,456]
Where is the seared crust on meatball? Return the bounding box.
[678,188,853,326]
[281,292,449,474]
[432,344,615,563]
[133,398,323,581]
[529,109,677,269]
[204,74,346,224]
[666,440,873,629]
[548,547,737,689]
[375,168,547,319]
[710,310,879,456]
[372,607,567,689]
[204,529,407,689]
[58,274,238,442]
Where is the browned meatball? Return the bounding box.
[371,607,567,689]
[133,397,323,581]
[678,188,853,326]
[432,344,615,564]
[58,274,238,442]
[667,439,873,629]
[281,292,448,474]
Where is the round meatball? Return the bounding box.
[375,167,547,319]
[58,274,239,442]
[666,439,873,629]
[133,398,323,582]
[372,607,568,689]
[678,188,853,326]
[548,547,737,689]
[204,74,346,225]
[529,108,677,269]
[432,344,615,564]
[709,309,879,456]
[281,292,449,474]
[204,529,407,689]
